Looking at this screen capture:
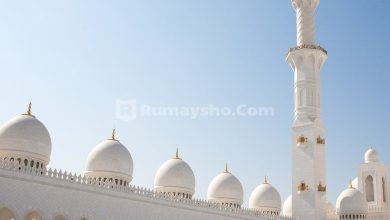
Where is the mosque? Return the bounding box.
[0,0,389,220]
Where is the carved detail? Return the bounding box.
[291,0,320,10]
[317,183,326,192]
[297,135,308,144]
[317,136,325,144]
[297,181,309,192]
[287,44,327,55]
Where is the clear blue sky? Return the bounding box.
[0,0,389,206]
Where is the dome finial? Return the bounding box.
[224,162,230,173]
[263,175,269,184]
[110,128,116,140]
[174,146,181,159]
[348,180,353,189]
[22,101,35,117]
[27,101,32,115]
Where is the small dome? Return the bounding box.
[0,108,52,166]
[85,130,133,184]
[336,186,367,215]
[281,195,292,217]
[207,165,244,207]
[154,149,195,197]
[365,148,379,163]
[249,178,281,214]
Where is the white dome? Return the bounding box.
[365,148,379,163]
[0,114,52,165]
[85,136,133,183]
[281,195,292,217]
[207,168,244,206]
[154,153,195,196]
[336,187,367,215]
[249,180,281,213]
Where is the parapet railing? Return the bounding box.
[0,158,294,220]
[368,206,390,213]
[287,44,328,55]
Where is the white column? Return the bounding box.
[292,0,320,46]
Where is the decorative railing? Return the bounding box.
[367,206,390,213]
[0,158,294,220]
[287,44,328,55]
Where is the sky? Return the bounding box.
[0,0,389,206]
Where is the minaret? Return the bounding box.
[286,0,328,220]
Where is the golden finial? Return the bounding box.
[174,146,181,159]
[22,101,35,117]
[27,101,32,115]
[348,180,353,189]
[224,162,230,173]
[264,176,269,184]
[110,128,116,140]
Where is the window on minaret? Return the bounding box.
[383,177,387,202]
[365,175,375,202]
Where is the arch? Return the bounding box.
[25,211,42,220]
[0,207,15,220]
[365,175,375,202]
[382,177,387,202]
[53,215,66,220]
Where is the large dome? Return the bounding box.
[364,148,379,163]
[85,131,133,185]
[0,108,52,166]
[336,186,367,216]
[207,165,244,207]
[154,149,195,198]
[249,178,281,214]
[281,195,292,217]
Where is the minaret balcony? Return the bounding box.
[287,44,327,55]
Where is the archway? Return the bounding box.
[0,207,15,220]
[25,211,43,220]
[365,175,375,202]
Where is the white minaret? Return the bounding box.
[286,0,328,219]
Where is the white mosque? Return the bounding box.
[0,0,389,220]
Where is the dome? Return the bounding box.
[365,148,379,163]
[281,195,292,217]
[207,165,244,207]
[249,177,281,214]
[85,130,133,184]
[0,105,52,166]
[154,149,195,198]
[336,186,367,215]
